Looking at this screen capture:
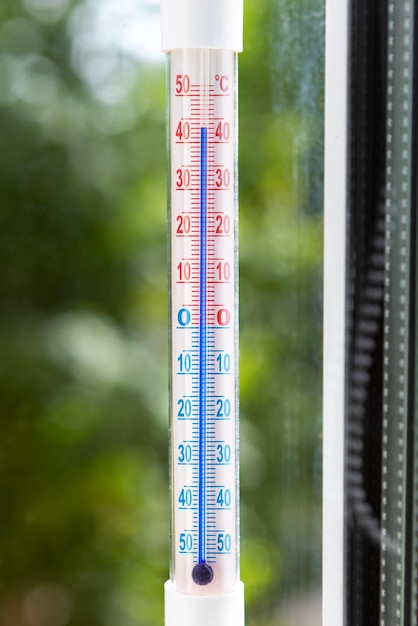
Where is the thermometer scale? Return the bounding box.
[161,2,244,625]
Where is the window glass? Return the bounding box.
[0,1,323,625]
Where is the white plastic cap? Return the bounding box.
[161,0,244,52]
[164,580,245,626]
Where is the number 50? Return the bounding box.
[217,533,232,552]
[176,74,190,94]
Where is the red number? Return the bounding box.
[175,74,190,94]
[215,215,231,234]
[177,262,191,281]
[215,122,230,141]
[176,121,190,141]
[176,168,191,188]
[216,262,231,281]
[217,309,231,326]
[215,168,231,189]
[176,215,191,234]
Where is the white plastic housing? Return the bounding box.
[164,43,244,626]
[161,0,244,52]
[162,4,244,625]
[165,580,245,626]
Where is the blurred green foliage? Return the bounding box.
[0,1,323,625]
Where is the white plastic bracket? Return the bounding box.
[164,581,245,626]
[161,0,244,52]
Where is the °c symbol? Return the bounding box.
[215,74,229,92]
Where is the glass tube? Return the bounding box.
[168,48,240,596]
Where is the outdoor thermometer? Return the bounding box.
[161,1,244,625]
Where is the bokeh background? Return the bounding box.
[0,0,323,624]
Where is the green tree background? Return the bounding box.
[0,1,323,625]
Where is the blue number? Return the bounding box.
[216,398,231,418]
[216,353,231,372]
[177,398,192,417]
[178,444,193,463]
[178,308,191,326]
[178,488,193,507]
[178,353,192,372]
[217,533,232,552]
[216,444,231,463]
[217,489,231,507]
[179,532,193,552]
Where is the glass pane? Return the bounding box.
[0,1,324,625]
[240,1,323,624]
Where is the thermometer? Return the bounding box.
[161,2,244,625]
